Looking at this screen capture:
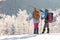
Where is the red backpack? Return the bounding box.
[48,12,53,23]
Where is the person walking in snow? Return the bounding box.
[27,7,41,34]
[40,9,49,34]
[33,7,40,34]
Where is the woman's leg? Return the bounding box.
[34,28,36,34]
[34,23,39,34]
[34,28,38,34]
[47,23,49,33]
[42,22,47,34]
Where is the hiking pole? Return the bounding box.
[38,9,44,34]
[38,10,42,34]
[40,11,42,34]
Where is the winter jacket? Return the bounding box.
[42,10,49,19]
[28,11,40,23]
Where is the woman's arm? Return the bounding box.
[40,9,44,13]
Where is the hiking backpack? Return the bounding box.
[43,12,53,23]
[48,12,53,23]
[33,10,40,19]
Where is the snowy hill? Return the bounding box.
[0,33,60,40]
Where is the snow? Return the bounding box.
[0,33,60,40]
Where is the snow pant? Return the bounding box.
[42,21,49,34]
[34,23,39,34]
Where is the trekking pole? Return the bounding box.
[40,11,42,34]
[38,10,42,34]
[37,9,42,34]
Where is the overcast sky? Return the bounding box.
[0,0,60,15]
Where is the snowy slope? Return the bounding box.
[0,33,60,40]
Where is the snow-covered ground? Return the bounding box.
[0,33,60,40]
[0,9,60,36]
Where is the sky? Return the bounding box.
[0,0,60,15]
